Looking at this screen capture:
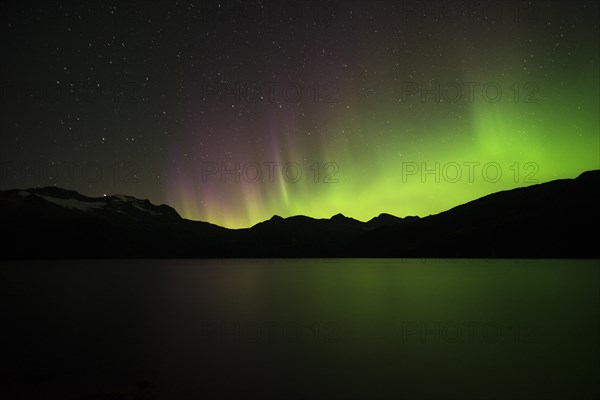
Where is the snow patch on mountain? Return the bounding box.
[39,195,105,211]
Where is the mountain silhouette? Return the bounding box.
[346,170,600,258]
[1,170,598,258]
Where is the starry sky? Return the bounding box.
[1,0,598,228]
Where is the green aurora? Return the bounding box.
[170,49,598,228]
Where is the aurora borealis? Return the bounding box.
[1,1,599,228]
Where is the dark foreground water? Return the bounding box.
[0,259,598,400]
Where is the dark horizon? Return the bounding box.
[2,169,598,258]
[3,168,597,229]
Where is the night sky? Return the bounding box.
[1,1,598,228]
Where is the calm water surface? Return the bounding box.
[1,259,598,399]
